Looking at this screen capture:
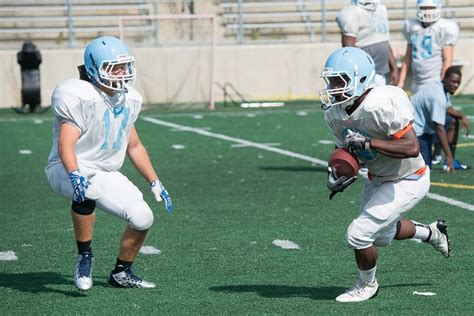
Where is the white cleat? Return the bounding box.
[428,219,451,257]
[335,279,379,303]
[108,268,156,288]
[74,252,94,291]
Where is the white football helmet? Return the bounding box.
[416,0,442,23]
[319,47,375,110]
[352,0,379,11]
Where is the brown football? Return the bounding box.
[328,148,360,178]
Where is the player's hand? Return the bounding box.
[150,180,173,213]
[327,167,357,200]
[344,130,371,154]
[69,170,91,203]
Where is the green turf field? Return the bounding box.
[1,97,473,314]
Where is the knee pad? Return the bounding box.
[71,200,96,215]
[346,221,373,249]
[126,201,154,231]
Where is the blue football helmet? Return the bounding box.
[416,0,442,23]
[352,0,379,11]
[319,47,375,110]
[84,36,136,92]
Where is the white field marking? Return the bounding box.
[427,193,474,211]
[413,291,436,296]
[18,149,32,155]
[296,111,308,116]
[172,144,186,150]
[272,239,300,250]
[192,114,203,119]
[139,246,161,255]
[170,126,212,132]
[33,119,43,124]
[318,140,334,145]
[0,251,18,261]
[141,117,474,212]
[231,142,281,148]
[142,116,328,166]
[0,116,54,122]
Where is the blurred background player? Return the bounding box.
[44,36,173,291]
[397,0,459,93]
[336,0,399,86]
[320,47,450,303]
[415,66,470,170]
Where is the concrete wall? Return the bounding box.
[2,38,473,108]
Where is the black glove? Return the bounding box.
[327,167,358,200]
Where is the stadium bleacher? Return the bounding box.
[0,0,472,49]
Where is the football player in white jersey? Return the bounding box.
[336,0,399,86]
[45,36,173,291]
[319,47,450,303]
[397,0,459,93]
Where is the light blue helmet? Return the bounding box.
[84,36,136,92]
[351,0,379,11]
[319,47,375,110]
[416,0,442,23]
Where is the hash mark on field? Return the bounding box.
[272,240,300,250]
[142,116,474,212]
[0,251,18,261]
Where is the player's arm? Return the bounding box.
[58,122,80,173]
[388,44,399,85]
[341,35,356,47]
[127,126,158,182]
[397,44,412,89]
[370,126,419,158]
[440,46,454,79]
[435,123,455,171]
[127,127,173,212]
[447,106,471,135]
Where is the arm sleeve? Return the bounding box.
[336,8,358,37]
[430,92,448,125]
[387,93,416,137]
[441,21,459,46]
[51,89,86,133]
[402,19,411,42]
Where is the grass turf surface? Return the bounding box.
[0,97,473,314]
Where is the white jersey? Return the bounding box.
[403,18,459,86]
[324,86,426,183]
[46,78,142,175]
[336,4,390,48]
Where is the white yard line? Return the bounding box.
[142,116,474,212]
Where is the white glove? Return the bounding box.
[150,180,173,213]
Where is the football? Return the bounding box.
[328,148,360,178]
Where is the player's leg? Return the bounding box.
[45,164,96,290]
[92,171,156,288]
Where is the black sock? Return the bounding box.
[76,240,92,254]
[113,258,133,273]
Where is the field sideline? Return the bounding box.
[0,99,473,314]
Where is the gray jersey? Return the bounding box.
[336,4,390,47]
[46,78,142,175]
[324,86,426,183]
[336,4,390,75]
[403,18,459,87]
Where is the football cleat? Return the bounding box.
[74,252,94,291]
[427,219,451,257]
[431,155,443,165]
[336,279,379,303]
[108,268,156,288]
